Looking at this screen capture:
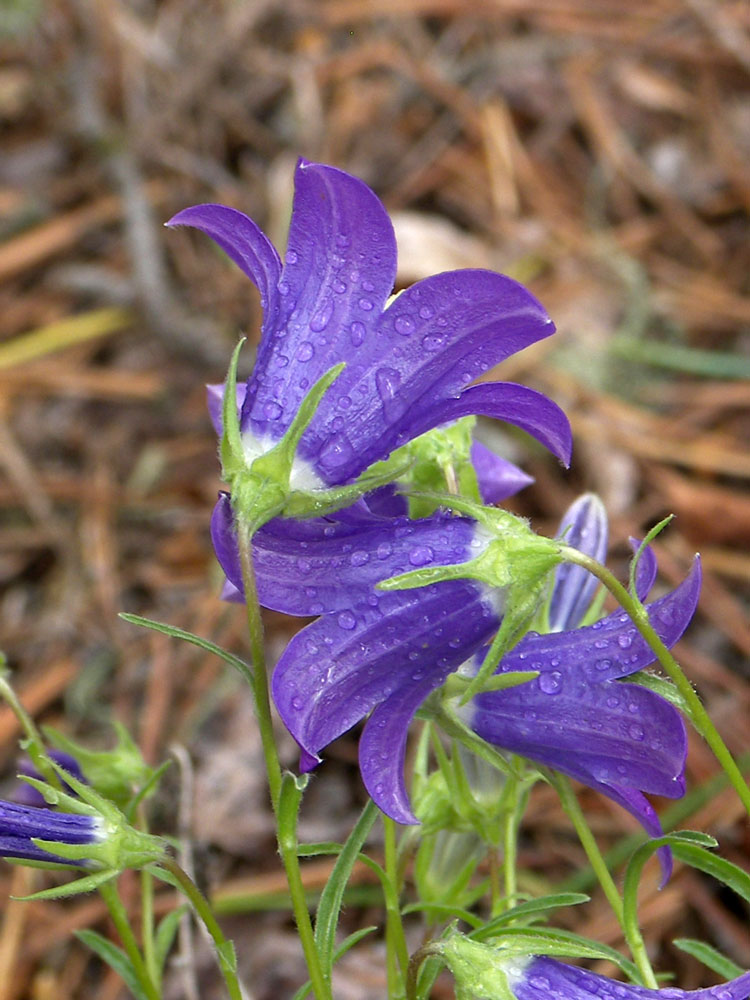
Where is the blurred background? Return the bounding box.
[0,1,749,997]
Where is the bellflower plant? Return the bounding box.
[0,799,101,866]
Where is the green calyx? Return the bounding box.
[220,343,411,530]
[42,722,155,810]
[378,495,563,700]
[393,416,481,517]
[19,760,167,891]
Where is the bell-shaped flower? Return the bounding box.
[266,495,700,838]
[168,159,571,524]
[0,798,102,867]
[467,496,701,879]
[504,956,750,1000]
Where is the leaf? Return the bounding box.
[471,893,591,940]
[118,614,254,690]
[75,929,152,1000]
[672,939,745,980]
[13,869,117,902]
[471,927,640,980]
[290,926,377,1000]
[314,800,378,977]
[673,842,750,905]
[154,906,186,974]
[401,901,484,930]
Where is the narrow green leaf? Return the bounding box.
[472,893,590,939]
[673,842,750,905]
[154,906,186,974]
[314,799,378,976]
[290,926,377,1000]
[472,927,640,980]
[401,901,484,929]
[119,614,254,690]
[672,939,744,980]
[75,929,151,1000]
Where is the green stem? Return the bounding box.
[141,864,158,989]
[236,522,282,811]
[99,879,160,1000]
[0,673,61,791]
[561,546,750,818]
[236,525,328,1000]
[549,773,658,987]
[277,775,332,1000]
[162,857,243,1000]
[383,815,409,997]
[406,944,444,1000]
[498,768,520,916]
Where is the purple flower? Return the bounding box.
[169,159,571,493]
[0,799,100,866]
[468,499,700,879]
[267,497,700,831]
[506,956,750,1000]
[14,751,85,808]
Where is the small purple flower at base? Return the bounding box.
[0,799,100,866]
[170,159,571,494]
[506,956,750,1000]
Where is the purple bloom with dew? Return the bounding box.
[505,956,750,1000]
[266,495,700,835]
[0,799,100,866]
[169,159,571,501]
[468,494,700,881]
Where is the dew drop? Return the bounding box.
[408,651,419,661]
[377,542,392,559]
[594,638,609,650]
[539,671,562,694]
[362,279,375,292]
[278,279,290,295]
[332,278,347,294]
[421,333,447,352]
[286,249,298,264]
[263,401,283,420]
[628,723,645,741]
[595,658,612,671]
[337,610,357,630]
[617,632,633,650]
[297,558,312,574]
[291,696,304,710]
[358,297,373,311]
[350,321,366,346]
[338,394,352,410]
[350,550,370,567]
[310,299,333,332]
[394,315,414,336]
[418,305,434,320]
[319,433,355,469]
[409,545,434,567]
[296,341,314,362]
[606,695,620,708]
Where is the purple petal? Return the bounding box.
[494,555,701,686]
[211,493,481,615]
[397,381,572,469]
[630,537,659,600]
[243,160,397,443]
[548,494,608,632]
[471,675,687,801]
[294,270,563,481]
[272,581,501,763]
[166,204,282,343]
[0,800,97,865]
[509,957,750,1000]
[470,441,534,504]
[359,673,450,824]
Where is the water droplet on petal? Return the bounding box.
[263,401,283,420]
[337,611,356,630]
[278,280,290,295]
[350,321,366,346]
[333,278,347,294]
[310,299,333,332]
[291,696,304,710]
[422,333,448,352]
[375,367,406,422]
[377,542,392,559]
[350,550,369,567]
[594,639,609,650]
[618,632,633,649]
[628,723,645,741]
[595,658,612,671]
[419,305,434,320]
[539,671,562,694]
[394,315,414,336]
[358,297,373,311]
[319,433,355,469]
[286,249,298,264]
[409,545,434,566]
[297,558,312,574]
[362,279,375,292]
[296,341,314,362]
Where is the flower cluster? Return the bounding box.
[172,160,700,853]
